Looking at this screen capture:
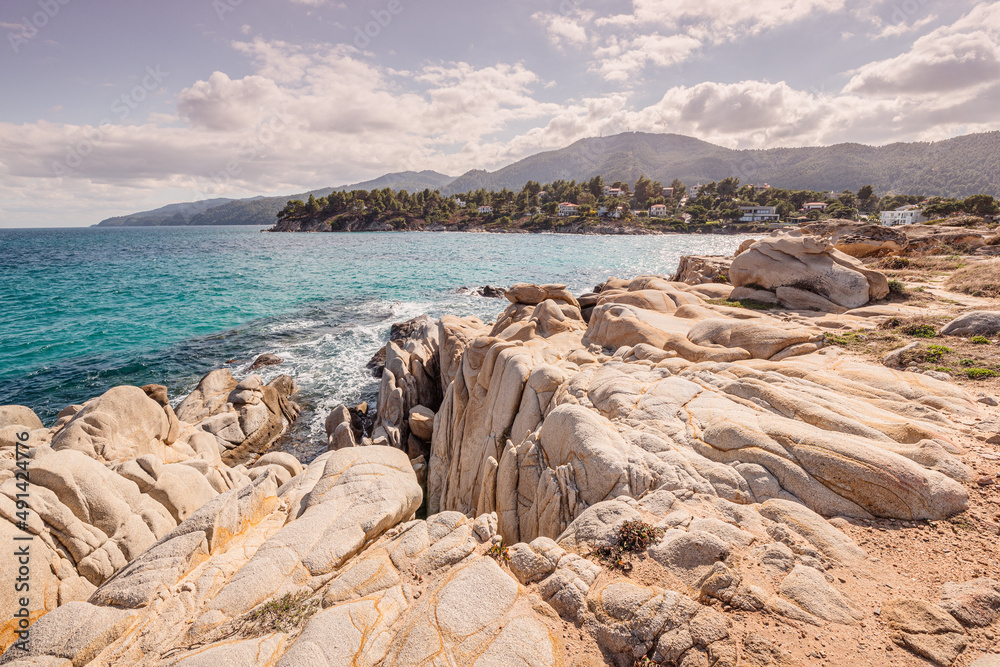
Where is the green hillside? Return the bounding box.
[444,132,1000,198]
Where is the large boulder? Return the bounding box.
[729,229,889,309]
[672,256,732,285]
[941,311,1000,337]
[176,370,301,463]
[50,386,171,462]
[0,406,44,431]
[801,220,908,257]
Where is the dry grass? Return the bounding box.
[946,259,1000,298]
[870,254,969,282]
[825,314,1000,390]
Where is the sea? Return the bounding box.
[0,226,753,462]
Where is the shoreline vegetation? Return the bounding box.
[266,174,999,236]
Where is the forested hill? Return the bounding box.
[443,132,1000,199]
[98,132,1000,226]
[95,171,453,227]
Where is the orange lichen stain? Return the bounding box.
[0,609,46,654]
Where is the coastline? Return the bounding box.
[2,225,999,665]
[264,218,776,236]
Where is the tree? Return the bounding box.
[963,194,999,217]
[686,204,708,223]
[857,185,873,204]
[718,177,740,199]
[587,176,604,199]
[838,190,857,208]
[634,175,654,207]
[670,179,686,200]
[307,194,320,213]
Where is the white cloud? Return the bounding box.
[532,10,592,48]
[560,0,849,81]
[5,15,1000,227]
[845,3,1000,96]
[591,33,702,82]
[598,0,847,37]
[873,13,937,39]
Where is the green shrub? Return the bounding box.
[960,358,977,367]
[971,335,991,344]
[924,344,952,362]
[887,279,906,296]
[591,521,665,573]
[617,520,664,552]
[903,324,937,338]
[487,539,511,565]
[966,368,999,380]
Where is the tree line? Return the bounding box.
[277,176,999,225]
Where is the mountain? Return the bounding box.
[96,170,455,227]
[98,132,1000,226]
[442,131,1000,198]
[97,198,236,227]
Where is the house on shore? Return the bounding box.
[662,187,674,198]
[649,204,668,217]
[478,205,493,214]
[557,202,580,217]
[880,205,928,226]
[802,202,829,213]
[739,205,780,223]
[602,186,624,197]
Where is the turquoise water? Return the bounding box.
[0,226,751,460]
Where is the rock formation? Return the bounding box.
[728,229,890,311]
[176,370,301,464]
[0,375,302,648]
[3,238,999,666]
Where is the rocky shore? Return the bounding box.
[2,227,999,666]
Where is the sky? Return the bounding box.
[1,0,999,227]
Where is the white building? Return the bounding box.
[557,202,580,217]
[881,205,927,226]
[602,186,624,197]
[739,206,780,223]
[649,204,668,217]
[455,198,466,208]
[802,202,829,212]
[478,205,493,214]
